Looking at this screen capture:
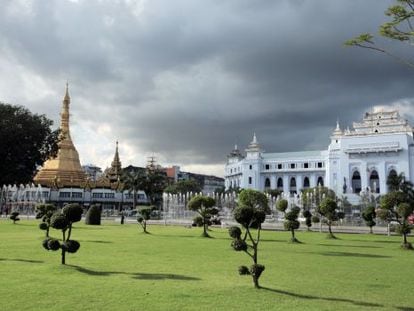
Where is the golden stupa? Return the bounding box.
[33,84,86,187]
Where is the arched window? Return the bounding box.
[277,177,283,190]
[264,178,271,190]
[290,177,297,194]
[317,176,324,187]
[352,171,361,193]
[303,177,310,188]
[369,170,380,193]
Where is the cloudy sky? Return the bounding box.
[1,0,413,177]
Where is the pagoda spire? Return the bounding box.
[33,84,86,187]
[110,141,122,173]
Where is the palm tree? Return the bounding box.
[122,170,145,209]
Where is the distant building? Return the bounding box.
[225,110,414,203]
[82,164,102,181]
[163,165,224,194]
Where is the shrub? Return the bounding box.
[10,211,20,224]
[62,204,83,222]
[85,205,101,225]
[238,265,250,275]
[231,239,248,252]
[39,222,48,230]
[62,240,80,253]
[50,214,68,230]
[192,216,203,227]
[47,239,60,251]
[228,226,242,239]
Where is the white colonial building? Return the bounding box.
[225,110,414,199]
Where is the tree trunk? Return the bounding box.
[253,276,260,289]
[203,217,209,237]
[369,226,373,234]
[143,221,147,234]
[403,233,407,245]
[61,248,66,265]
[291,228,295,240]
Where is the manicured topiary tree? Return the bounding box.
[85,205,101,225]
[303,210,313,231]
[379,191,414,249]
[137,205,154,234]
[36,203,57,237]
[43,203,83,264]
[318,197,344,239]
[10,211,20,224]
[362,204,376,234]
[277,200,300,242]
[188,195,217,237]
[229,189,269,289]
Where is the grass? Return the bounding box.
[0,219,413,311]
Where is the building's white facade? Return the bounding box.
[225,110,414,199]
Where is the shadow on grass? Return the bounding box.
[0,257,43,264]
[81,240,113,244]
[66,265,200,281]
[315,251,391,258]
[317,244,382,249]
[347,238,400,244]
[262,287,383,308]
[396,307,414,311]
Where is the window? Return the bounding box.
[317,176,324,187]
[317,162,323,168]
[277,178,283,189]
[104,193,115,199]
[72,192,83,198]
[265,164,270,170]
[59,192,71,198]
[248,177,252,184]
[92,193,103,198]
[249,165,252,170]
[304,163,309,169]
[290,163,295,169]
[265,178,271,189]
[125,193,133,199]
[277,164,282,169]
[230,168,232,173]
[303,177,310,188]
[42,191,49,198]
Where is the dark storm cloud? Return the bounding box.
[0,0,413,174]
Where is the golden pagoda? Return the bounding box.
[33,84,86,187]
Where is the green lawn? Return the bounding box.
[0,219,413,311]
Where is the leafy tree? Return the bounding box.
[379,178,414,249]
[277,199,301,242]
[142,168,168,208]
[164,179,202,194]
[43,203,83,264]
[265,189,282,199]
[303,210,313,231]
[188,195,217,237]
[136,205,154,234]
[318,197,344,239]
[387,171,406,191]
[229,189,269,288]
[85,205,101,225]
[0,103,59,185]
[345,0,414,69]
[35,203,57,237]
[362,204,376,234]
[10,211,20,224]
